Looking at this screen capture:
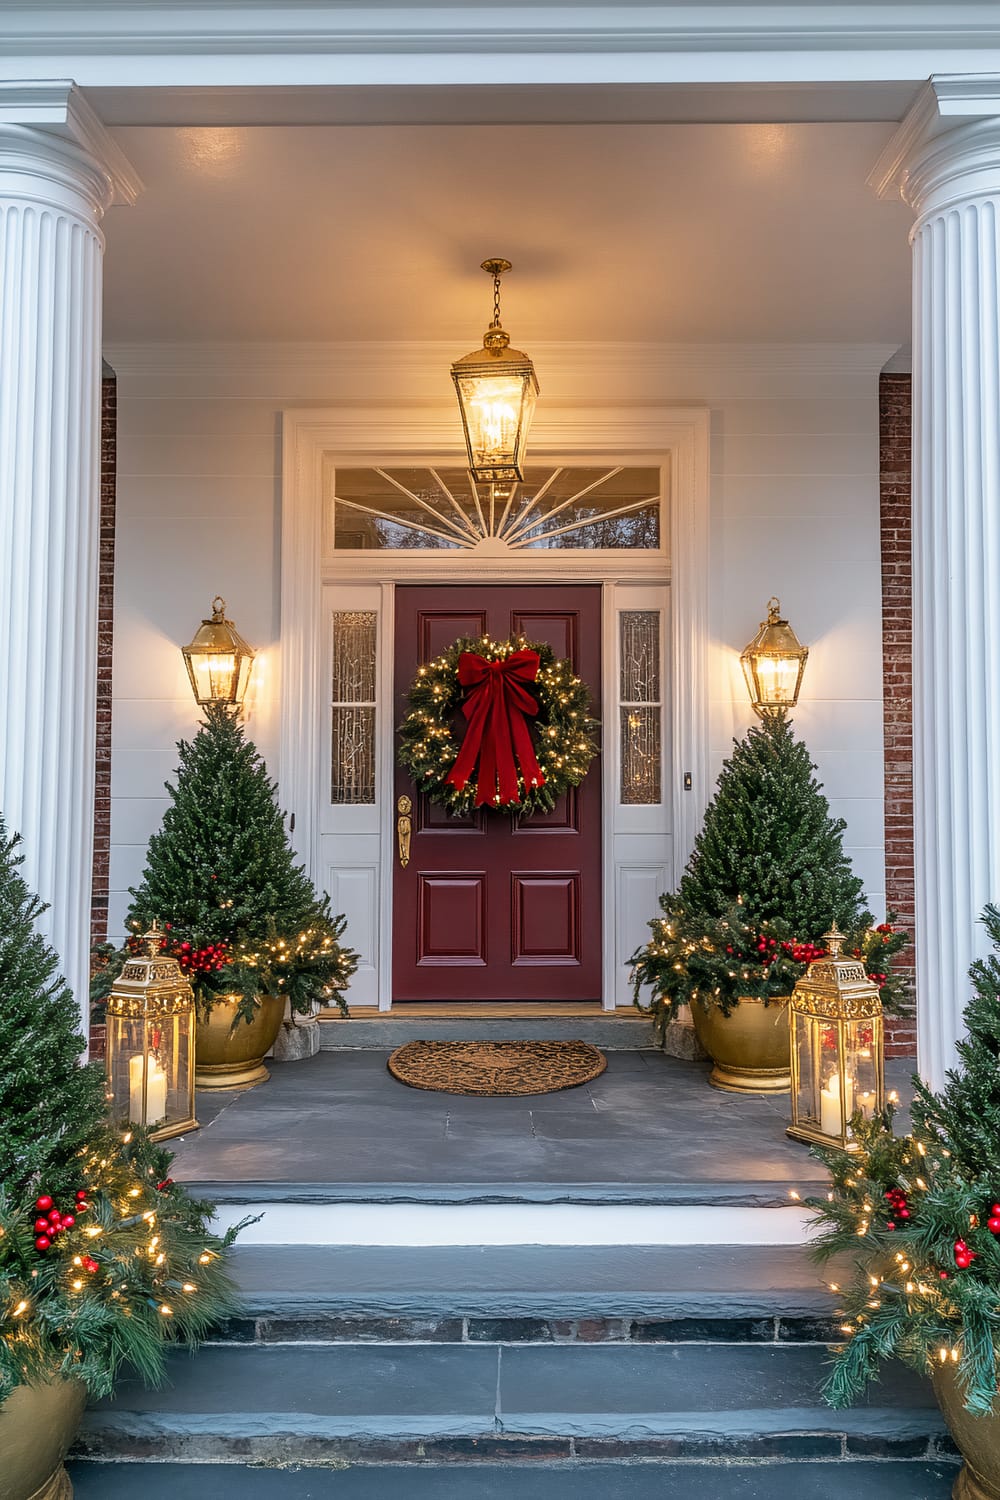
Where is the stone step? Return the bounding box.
[217,1242,842,1344]
[319,1009,659,1050]
[74,1341,948,1467]
[69,1459,960,1498]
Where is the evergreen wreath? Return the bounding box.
[398,634,599,817]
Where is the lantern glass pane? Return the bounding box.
[794,1013,822,1130]
[456,370,530,478]
[850,1017,880,1121]
[107,1014,147,1127]
[192,651,236,704]
[755,653,802,707]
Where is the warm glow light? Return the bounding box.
[451,259,539,486]
[740,597,809,717]
[182,597,255,711]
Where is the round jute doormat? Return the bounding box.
[387,1039,608,1097]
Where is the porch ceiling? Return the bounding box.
[102,120,913,345]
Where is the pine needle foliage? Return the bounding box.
[0,1126,248,1403]
[678,713,865,931]
[631,714,909,1024]
[0,820,107,1201]
[96,705,357,1022]
[809,910,1000,1416]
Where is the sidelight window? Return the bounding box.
[330,610,377,804]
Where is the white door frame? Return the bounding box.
[279,404,710,1006]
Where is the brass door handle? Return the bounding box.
[397,795,412,868]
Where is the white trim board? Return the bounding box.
[211,1202,814,1248]
[279,405,710,1010]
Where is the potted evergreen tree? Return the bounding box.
[0,819,242,1500]
[631,713,907,1092]
[96,705,357,1089]
[810,906,1000,1500]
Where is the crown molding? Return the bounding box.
[103,339,900,382]
[869,71,1000,199]
[0,80,142,206]
[6,5,1000,58]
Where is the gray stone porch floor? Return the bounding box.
[169,1049,913,1205]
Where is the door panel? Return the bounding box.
[393,584,602,1002]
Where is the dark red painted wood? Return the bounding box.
[393,585,602,1001]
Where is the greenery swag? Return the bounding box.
[0,813,244,1404]
[398,634,599,817]
[809,906,1000,1415]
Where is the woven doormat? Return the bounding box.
[386,1039,607,1096]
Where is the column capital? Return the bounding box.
[870,74,1000,222]
[0,80,142,217]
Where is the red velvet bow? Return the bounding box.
[445,649,547,807]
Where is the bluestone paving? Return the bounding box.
[172,1050,917,1199]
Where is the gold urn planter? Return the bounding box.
[0,1377,86,1500]
[690,995,792,1095]
[194,993,285,1089]
[934,1366,1000,1500]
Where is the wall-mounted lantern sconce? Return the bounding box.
[740,597,808,716]
[182,596,255,711]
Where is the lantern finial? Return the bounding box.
[823,924,845,959]
[141,920,164,957]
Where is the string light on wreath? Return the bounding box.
[398,634,599,817]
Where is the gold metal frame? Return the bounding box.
[451,258,540,486]
[740,597,809,717]
[787,926,885,1151]
[105,926,199,1141]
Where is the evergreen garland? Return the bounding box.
[0,1126,247,1402]
[0,819,107,1202]
[632,714,909,1024]
[398,634,599,817]
[0,816,246,1405]
[809,908,1000,1415]
[95,705,358,1023]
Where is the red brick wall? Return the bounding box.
[89,371,116,1058]
[880,373,916,1058]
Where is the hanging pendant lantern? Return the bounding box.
[451,258,539,486]
[741,597,809,717]
[182,596,255,711]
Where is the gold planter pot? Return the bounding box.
[690,995,791,1095]
[195,993,285,1089]
[935,1367,1000,1500]
[0,1377,86,1500]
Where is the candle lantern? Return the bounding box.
[787,925,884,1151]
[105,923,198,1142]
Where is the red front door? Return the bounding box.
[393,585,602,1002]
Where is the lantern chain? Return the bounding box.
[492,270,503,329]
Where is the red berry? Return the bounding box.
[886,1221,895,1230]
[940,1271,949,1280]
[75,1201,88,1214]
[62,1214,74,1229]
[34,1235,51,1251]
[34,1217,49,1232]
[75,1190,88,1203]
[899,1209,910,1219]
[36,1195,52,1211]
[48,1209,61,1222]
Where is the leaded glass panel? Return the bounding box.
[619,611,662,806]
[331,610,377,804]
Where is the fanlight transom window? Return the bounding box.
[331,466,663,552]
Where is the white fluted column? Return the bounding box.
[0,84,140,1025]
[873,80,1000,1089]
